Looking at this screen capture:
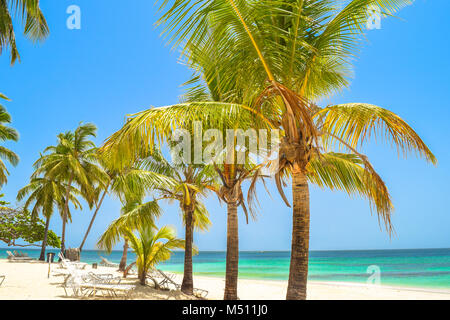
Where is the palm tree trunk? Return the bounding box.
[139,269,147,285]
[39,216,51,261]
[79,187,108,252]
[181,207,194,295]
[286,170,310,300]
[224,201,239,300]
[119,239,128,272]
[60,174,74,258]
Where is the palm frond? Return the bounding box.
[307,152,393,234]
[316,103,437,164]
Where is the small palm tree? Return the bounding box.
[116,199,159,272]
[17,177,81,260]
[0,0,48,64]
[33,123,108,255]
[98,221,186,286]
[0,94,19,186]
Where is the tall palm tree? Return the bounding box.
[33,123,108,256]
[98,143,212,294]
[0,94,19,186]
[78,183,109,253]
[138,149,212,295]
[102,0,436,300]
[0,0,48,64]
[98,222,186,286]
[16,177,81,260]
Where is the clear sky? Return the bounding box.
[0,0,449,251]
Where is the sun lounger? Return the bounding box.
[147,269,208,298]
[83,272,121,285]
[0,275,5,287]
[58,253,87,270]
[99,256,119,268]
[80,283,136,298]
[63,271,134,298]
[6,251,32,261]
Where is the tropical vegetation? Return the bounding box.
[98,221,186,286]
[32,123,108,256]
[0,94,19,187]
[0,0,438,302]
[17,177,81,260]
[99,0,436,300]
[0,206,60,249]
[0,0,48,65]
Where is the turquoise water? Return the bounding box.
[1,248,449,289]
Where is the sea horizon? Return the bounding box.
[2,247,449,290]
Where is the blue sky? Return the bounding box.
[0,0,449,251]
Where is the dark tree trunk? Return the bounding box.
[224,201,239,300]
[139,269,147,286]
[181,207,194,295]
[119,239,128,272]
[39,216,51,261]
[286,170,310,300]
[79,188,108,253]
[60,174,74,258]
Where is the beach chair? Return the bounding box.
[6,250,32,261]
[99,256,119,268]
[0,275,5,287]
[83,272,121,285]
[60,264,116,297]
[80,282,136,299]
[63,271,134,299]
[148,269,208,298]
[58,253,87,270]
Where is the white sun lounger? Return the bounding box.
[63,271,134,299]
[6,251,32,261]
[99,256,119,268]
[147,269,208,298]
[58,253,87,270]
[79,283,136,298]
[0,275,5,286]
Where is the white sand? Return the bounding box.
[0,259,449,300]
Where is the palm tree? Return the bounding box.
[101,109,271,299]
[78,183,109,253]
[33,123,108,256]
[0,0,48,64]
[151,0,437,300]
[137,149,212,295]
[16,177,81,260]
[116,199,156,272]
[98,217,185,285]
[97,143,212,294]
[78,159,166,253]
[80,156,173,265]
[0,94,19,186]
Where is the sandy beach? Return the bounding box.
[0,260,449,300]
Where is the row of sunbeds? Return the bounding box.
[100,256,208,298]
[57,253,136,298]
[1,252,208,298]
[6,250,33,261]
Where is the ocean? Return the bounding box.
[1,248,449,289]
